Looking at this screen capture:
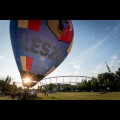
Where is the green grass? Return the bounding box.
[1,92,120,100]
[33,92,120,100]
[0,95,16,100]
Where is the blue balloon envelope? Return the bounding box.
[10,20,74,87]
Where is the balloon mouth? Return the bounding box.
[22,77,38,88]
[23,77,31,83]
[20,71,45,88]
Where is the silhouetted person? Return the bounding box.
[17,92,22,100]
[46,91,48,96]
[21,90,29,100]
[11,93,15,100]
[44,91,46,96]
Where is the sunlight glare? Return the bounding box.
[24,78,30,83]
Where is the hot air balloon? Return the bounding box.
[10,20,74,88]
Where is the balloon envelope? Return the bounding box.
[10,20,74,87]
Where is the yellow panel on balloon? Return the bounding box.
[18,20,29,28]
[47,20,61,39]
[20,56,26,71]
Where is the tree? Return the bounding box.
[97,72,118,91]
[8,77,11,84]
[5,76,9,83]
[57,84,60,92]
[116,68,120,78]
[0,80,4,91]
[10,82,17,94]
[62,85,71,92]
[2,76,10,92]
[48,83,54,92]
[79,80,88,91]
[86,80,91,91]
[91,77,99,91]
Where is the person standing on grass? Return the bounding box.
[46,90,48,96]
[10,82,17,100]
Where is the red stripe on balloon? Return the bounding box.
[26,57,33,72]
[28,20,41,31]
[59,27,73,42]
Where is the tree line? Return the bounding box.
[38,68,120,92]
[0,76,17,94]
[1,67,120,93]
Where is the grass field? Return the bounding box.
[1,92,120,100]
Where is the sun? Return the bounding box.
[23,78,30,83]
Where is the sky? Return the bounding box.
[0,20,120,88]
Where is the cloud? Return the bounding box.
[70,30,112,75]
[74,22,120,59]
[114,27,118,31]
[71,58,85,74]
[87,26,120,53]
[91,37,95,41]
[82,38,107,56]
[0,56,4,60]
[111,55,118,60]
[67,54,71,58]
[108,52,120,71]
[70,38,107,71]
[91,52,120,75]
[73,25,118,59]
[96,64,104,69]
[71,59,84,69]
[117,60,120,63]
[91,64,106,74]
[74,71,80,75]
[70,35,109,75]
[71,22,120,76]
[105,26,111,31]
[91,70,98,74]
[70,58,85,75]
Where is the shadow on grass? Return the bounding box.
[32,96,43,100]
[49,96,57,99]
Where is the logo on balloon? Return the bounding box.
[47,20,73,43]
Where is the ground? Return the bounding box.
[1,92,120,100]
